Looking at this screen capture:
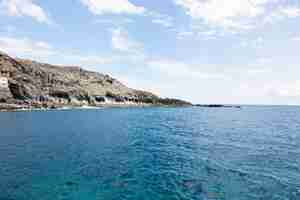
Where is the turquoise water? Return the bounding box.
[0,106,300,200]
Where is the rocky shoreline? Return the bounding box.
[0,102,146,112]
[0,51,191,111]
[0,101,190,112]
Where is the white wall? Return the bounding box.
[0,77,8,88]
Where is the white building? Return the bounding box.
[0,77,8,88]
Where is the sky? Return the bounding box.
[0,0,300,105]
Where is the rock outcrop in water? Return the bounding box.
[195,104,241,108]
[0,51,191,110]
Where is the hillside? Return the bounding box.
[0,51,191,110]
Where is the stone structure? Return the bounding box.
[0,77,8,88]
[0,76,12,101]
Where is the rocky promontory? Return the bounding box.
[0,51,191,111]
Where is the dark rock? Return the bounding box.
[195,104,241,108]
[8,81,32,100]
[0,98,6,103]
[182,180,204,194]
[65,181,77,187]
[0,51,191,109]
[105,91,117,98]
[94,96,106,102]
[49,90,70,100]
[115,96,125,102]
[156,98,192,106]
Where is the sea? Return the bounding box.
[0,106,299,200]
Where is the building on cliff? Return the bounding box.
[0,76,12,101]
[0,65,12,100]
[0,77,8,88]
[0,65,10,88]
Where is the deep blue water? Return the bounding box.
[0,106,300,200]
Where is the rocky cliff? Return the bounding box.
[0,51,191,110]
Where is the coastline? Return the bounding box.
[0,52,192,110]
[0,102,190,112]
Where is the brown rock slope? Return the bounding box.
[0,51,191,110]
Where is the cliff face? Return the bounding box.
[0,52,191,109]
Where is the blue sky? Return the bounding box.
[1,0,300,105]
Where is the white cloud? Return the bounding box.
[177,31,194,39]
[178,24,237,40]
[152,18,173,28]
[198,30,217,36]
[147,12,174,28]
[36,41,52,49]
[74,55,113,65]
[246,68,271,75]
[175,0,300,30]
[270,80,300,97]
[198,30,220,40]
[280,6,300,18]
[83,2,174,30]
[0,36,117,69]
[111,28,143,53]
[148,59,227,80]
[177,29,220,40]
[0,0,51,23]
[62,54,115,72]
[140,59,235,102]
[256,57,272,64]
[99,10,175,29]
[80,0,145,15]
[264,6,300,23]
[240,37,264,48]
[175,0,267,28]
[0,36,54,57]
[292,36,300,41]
[93,18,134,25]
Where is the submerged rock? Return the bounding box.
[65,181,77,187]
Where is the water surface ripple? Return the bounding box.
[0,106,300,200]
